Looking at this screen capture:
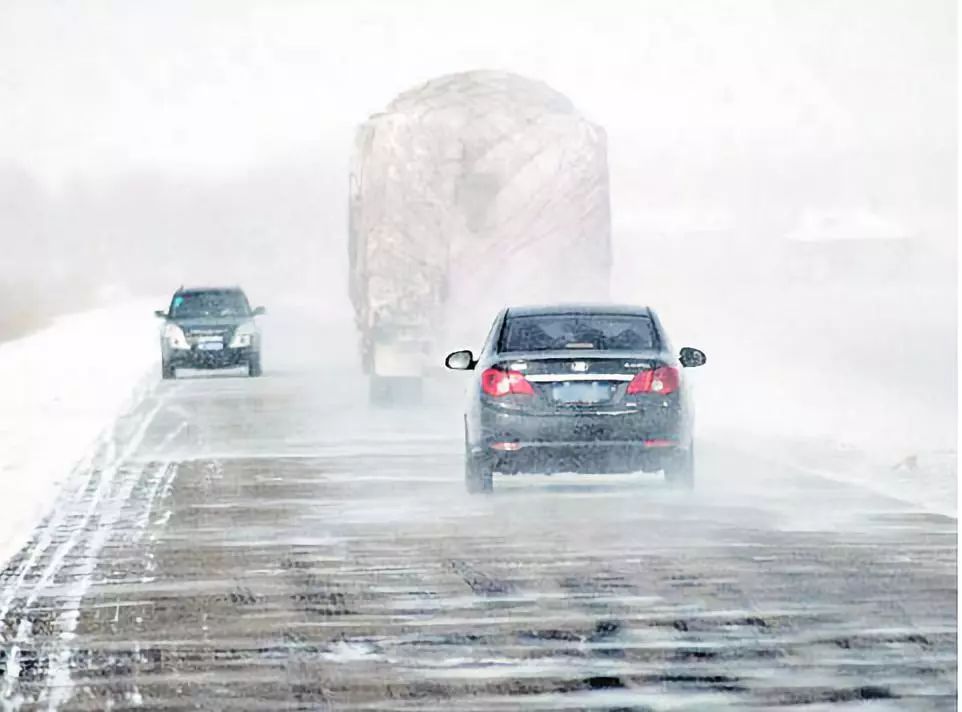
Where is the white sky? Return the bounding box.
[0,0,955,185]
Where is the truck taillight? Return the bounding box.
[481,368,535,397]
[627,366,679,395]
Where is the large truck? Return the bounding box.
[348,70,612,402]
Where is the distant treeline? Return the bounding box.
[0,138,954,340]
[0,159,346,339]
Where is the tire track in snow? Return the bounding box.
[0,441,106,632]
[0,375,162,632]
[0,396,165,711]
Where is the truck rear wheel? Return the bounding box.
[369,376,423,406]
[369,376,392,405]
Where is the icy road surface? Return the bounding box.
[0,335,956,710]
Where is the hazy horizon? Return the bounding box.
[1,0,954,188]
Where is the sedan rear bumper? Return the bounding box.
[486,441,683,474]
[475,401,691,474]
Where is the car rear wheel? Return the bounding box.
[248,355,263,377]
[664,445,694,489]
[465,447,494,494]
[161,359,176,380]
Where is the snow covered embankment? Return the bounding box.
[652,285,957,518]
[0,302,159,568]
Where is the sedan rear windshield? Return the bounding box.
[170,291,250,319]
[500,314,657,352]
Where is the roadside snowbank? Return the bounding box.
[615,279,957,517]
[0,302,159,568]
[780,441,957,518]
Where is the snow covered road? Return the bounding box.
[0,313,955,710]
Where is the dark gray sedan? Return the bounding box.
[445,304,706,493]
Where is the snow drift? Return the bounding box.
[0,303,158,567]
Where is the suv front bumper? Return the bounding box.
[165,346,257,369]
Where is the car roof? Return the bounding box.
[175,286,246,295]
[505,303,653,318]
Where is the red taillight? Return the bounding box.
[627,366,679,395]
[480,368,535,397]
[644,439,677,448]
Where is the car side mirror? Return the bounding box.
[445,349,475,370]
[154,310,168,319]
[252,306,266,316]
[679,347,706,368]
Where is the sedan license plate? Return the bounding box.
[197,341,224,351]
[551,381,613,405]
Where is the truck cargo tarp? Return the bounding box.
[349,70,611,364]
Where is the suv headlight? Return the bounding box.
[164,323,190,350]
[230,321,257,348]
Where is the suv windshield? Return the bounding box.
[170,291,250,319]
[500,314,657,352]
